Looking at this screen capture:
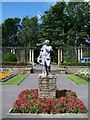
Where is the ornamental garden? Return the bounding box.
[1,46,89,116]
[1,1,90,118]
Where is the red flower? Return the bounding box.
[84,77,87,80]
[12,89,88,114]
[50,109,54,113]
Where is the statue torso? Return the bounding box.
[41,45,52,58]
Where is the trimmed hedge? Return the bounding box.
[59,62,90,66]
[1,61,32,66]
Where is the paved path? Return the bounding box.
[33,64,60,71]
[1,74,88,119]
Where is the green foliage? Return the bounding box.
[11,89,88,114]
[64,56,77,63]
[18,16,39,47]
[40,2,67,47]
[2,17,21,46]
[40,2,89,47]
[59,62,90,66]
[2,2,89,49]
[3,53,17,62]
[1,74,29,85]
[64,74,88,84]
[2,61,32,66]
[79,69,89,81]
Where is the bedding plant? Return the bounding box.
[0,73,13,80]
[75,69,90,81]
[11,89,88,114]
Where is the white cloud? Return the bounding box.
[36,12,43,20]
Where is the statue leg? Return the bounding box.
[48,66,50,73]
[41,57,46,75]
[44,61,48,75]
[46,59,51,75]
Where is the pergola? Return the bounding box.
[2,46,90,65]
[57,46,89,65]
[2,47,35,64]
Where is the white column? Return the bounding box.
[61,48,63,62]
[80,48,82,58]
[13,49,15,54]
[32,49,34,64]
[58,49,60,65]
[29,49,32,63]
[78,48,80,62]
[11,49,13,53]
[11,48,15,54]
[58,48,63,65]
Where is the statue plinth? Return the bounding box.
[38,74,57,98]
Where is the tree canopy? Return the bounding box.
[2,2,90,47]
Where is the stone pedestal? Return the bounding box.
[38,74,57,98]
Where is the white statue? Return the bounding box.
[37,40,52,75]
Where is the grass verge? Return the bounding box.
[64,74,88,85]
[0,74,29,85]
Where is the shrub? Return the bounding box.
[1,61,32,66]
[3,53,17,62]
[75,69,90,81]
[59,62,90,66]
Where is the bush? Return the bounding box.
[3,53,17,62]
[64,56,77,63]
[59,62,90,66]
[1,61,32,66]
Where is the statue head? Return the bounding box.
[44,40,50,45]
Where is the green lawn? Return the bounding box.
[0,74,29,85]
[64,74,89,85]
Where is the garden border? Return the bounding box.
[0,74,17,82]
[8,108,88,118]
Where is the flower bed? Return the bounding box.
[0,73,16,82]
[0,73,12,79]
[75,69,90,81]
[11,89,88,114]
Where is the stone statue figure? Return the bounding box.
[37,40,52,75]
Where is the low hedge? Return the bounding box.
[59,62,90,66]
[1,61,32,66]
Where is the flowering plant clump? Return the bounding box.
[11,89,88,114]
[77,69,90,81]
[0,73,13,79]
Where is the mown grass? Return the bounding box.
[0,74,29,85]
[64,74,89,85]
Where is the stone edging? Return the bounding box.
[8,108,88,117]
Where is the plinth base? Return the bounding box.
[38,74,57,98]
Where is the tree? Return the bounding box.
[2,2,89,48]
[39,2,89,47]
[18,16,39,47]
[2,17,21,46]
[40,2,67,47]
[66,2,89,45]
